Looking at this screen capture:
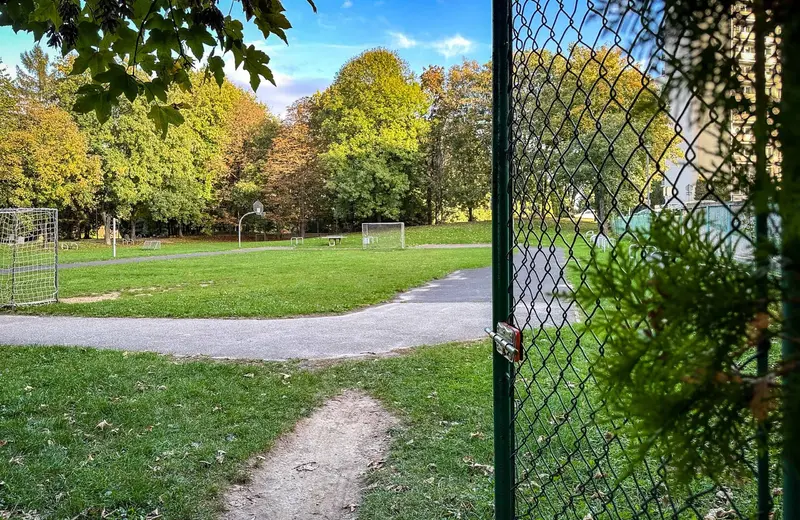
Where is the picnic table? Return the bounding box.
[142,240,162,250]
[326,235,344,247]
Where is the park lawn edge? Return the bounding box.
[0,342,496,520]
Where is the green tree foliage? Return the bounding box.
[0,0,315,133]
[422,60,492,223]
[515,46,682,230]
[314,49,429,221]
[15,45,58,103]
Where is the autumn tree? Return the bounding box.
[216,93,279,228]
[261,98,325,236]
[0,104,101,217]
[314,49,430,222]
[420,65,448,224]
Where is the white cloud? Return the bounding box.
[431,34,475,59]
[387,31,417,49]
[222,55,330,117]
[342,0,353,7]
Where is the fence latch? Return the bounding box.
[485,322,523,363]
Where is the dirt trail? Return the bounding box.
[222,391,398,520]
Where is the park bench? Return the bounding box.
[60,242,79,250]
[141,240,162,250]
[326,235,344,247]
[584,230,615,252]
[290,236,304,246]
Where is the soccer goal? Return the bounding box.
[362,222,405,249]
[0,208,59,307]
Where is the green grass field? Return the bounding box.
[0,337,757,520]
[0,343,495,520]
[56,222,494,264]
[31,248,491,318]
[57,238,282,263]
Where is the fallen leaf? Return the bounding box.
[0,440,7,448]
[367,459,386,470]
[96,420,112,430]
[243,373,255,378]
[295,461,318,472]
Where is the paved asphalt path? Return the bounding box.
[0,246,573,360]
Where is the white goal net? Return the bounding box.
[0,208,59,307]
[362,222,405,249]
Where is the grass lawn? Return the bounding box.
[0,337,757,520]
[56,222,494,264]
[0,343,495,520]
[57,238,284,264]
[25,248,491,318]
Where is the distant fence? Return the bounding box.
[611,203,780,261]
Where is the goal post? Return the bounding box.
[0,208,58,307]
[362,222,405,249]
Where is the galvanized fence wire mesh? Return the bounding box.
[502,0,782,518]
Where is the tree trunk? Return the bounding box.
[83,222,91,239]
[103,213,112,245]
[595,190,610,235]
[131,219,137,241]
[426,187,434,225]
[178,221,183,237]
[468,207,475,222]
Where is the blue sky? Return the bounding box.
[0,0,492,116]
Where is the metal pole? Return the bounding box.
[492,0,514,517]
[238,211,255,248]
[54,209,59,302]
[112,218,117,258]
[10,212,18,308]
[781,8,800,520]
[751,1,771,518]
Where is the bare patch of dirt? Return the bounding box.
[222,390,398,520]
[60,292,120,304]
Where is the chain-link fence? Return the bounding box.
[491,0,798,518]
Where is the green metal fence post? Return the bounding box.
[492,0,514,518]
[752,1,771,518]
[781,9,800,520]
